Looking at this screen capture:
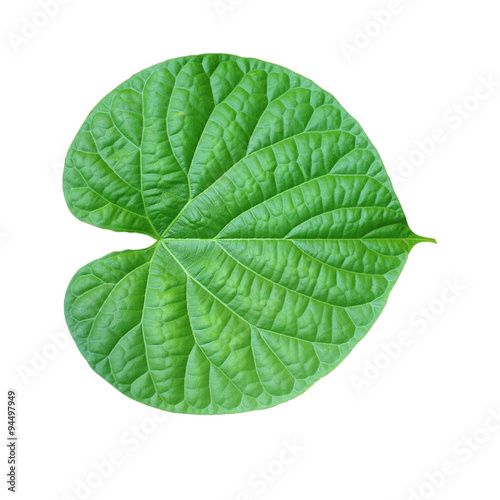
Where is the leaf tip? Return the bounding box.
[418,235,437,244]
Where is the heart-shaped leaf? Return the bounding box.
[64,54,434,414]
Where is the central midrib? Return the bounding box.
[158,236,435,242]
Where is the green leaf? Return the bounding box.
[64,54,434,414]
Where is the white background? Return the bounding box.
[2,1,499,499]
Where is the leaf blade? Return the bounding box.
[64,54,434,414]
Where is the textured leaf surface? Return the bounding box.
[64,54,433,414]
